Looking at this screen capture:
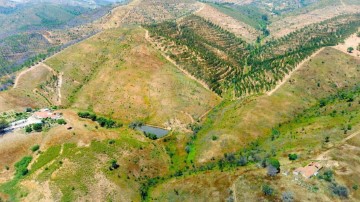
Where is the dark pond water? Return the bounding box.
[136,125,169,138]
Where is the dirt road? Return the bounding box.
[316,129,360,161]
[267,47,325,96]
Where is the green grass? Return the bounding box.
[30,145,61,174]
[0,156,33,201]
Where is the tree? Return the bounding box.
[32,123,43,132]
[331,183,348,198]
[347,47,354,53]
[0,119,9,132]
[109,159,119,171]
[262,184,274,196]
[282,191,294,202]
[267,165,278,177]
[268,158,280,172]
[31,145,40,152]
[288,154,298,161]
[57,119,67,125]
[25,125,32,133]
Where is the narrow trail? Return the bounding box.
[267,47,325,96]
[144,29,219,98]
[232,183,238,202]
[316,129,360,161]
[57,72,63,105]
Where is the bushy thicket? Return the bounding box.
[78,111,122,128]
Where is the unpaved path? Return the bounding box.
[57,72,63,105]
[144,29,218,97]
[267,47,325,96]
[316,129,360,161]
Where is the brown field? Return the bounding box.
[45,27,220,128]
[0,63,56,112]
[195,3,259,42]
[269,5,360,38]
[333,30,360,57]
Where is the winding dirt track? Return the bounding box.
[316,129,360,161]
[266,47,325,96]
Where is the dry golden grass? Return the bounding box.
[46,27,220,128]
[269,5,360,38]
[0,63,55,112]
[195,3,259,42]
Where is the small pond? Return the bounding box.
[136,125,169,138]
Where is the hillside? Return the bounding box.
[45,27,221,128]
[1,1,360,201]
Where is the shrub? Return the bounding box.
[57,119,67,125]
[25,125,33,133]
[108,139,115,144]
[32,123,43,132]
[31,144,40,152]
[14,156,32,177]
[268,158,280,170]
[319,169,333,182]
[212,135,218,141]
[262,184,274,196]
[282,191,294,202]
[331,183,348,198]
[77,111,97,121]
[353,184,358,190]
[96,117,121,128]
[288,154,298,161]
[129,121,144,129]
[144,132,158,140]
[109,159,119,170]
[267,165,278,177]
[237,156,247,166]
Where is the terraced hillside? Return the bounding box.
[45,27,220,128]
[145,46,360,202]
[146,14,360,97]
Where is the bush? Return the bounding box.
[77,112,97,121]
[288,154,298,161]
[267,165,278,177]
[57,119,67,125]
[129,121,144,129]
[237,156,248,166]
[32,123,43,132]
[108,139,115,144]
[262,184,274,196]
[268,158,280,170]
[282,191,294,202]
[319,169,333,182]
[109,159,119,171]
[14,156,32,177]
[144,132,158,140]
[31,145,40,152]
[25,125,33,133]
[331,183,348,198]
[212,135,218,141]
